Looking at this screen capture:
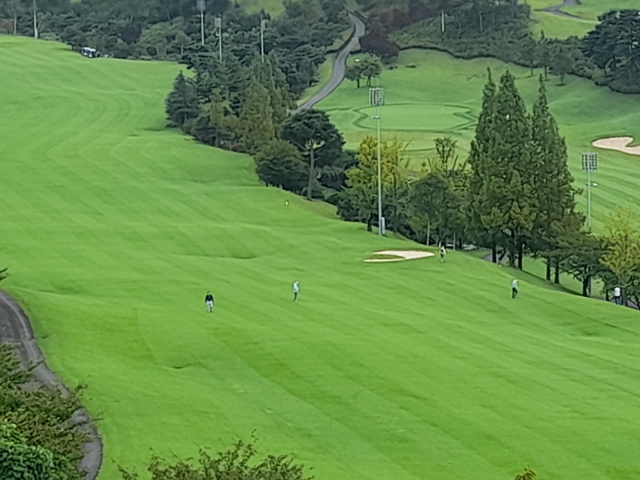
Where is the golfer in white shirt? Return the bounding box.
[613,286,622,305]
[293,281,300,302]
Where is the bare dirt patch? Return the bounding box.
[592,137,640,156]
[364,250,435,263]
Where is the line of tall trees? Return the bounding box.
[335,70,640,305]
[165,54,355,201]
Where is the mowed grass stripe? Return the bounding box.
[2,36,640,480]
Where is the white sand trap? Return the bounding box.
[592,137,640,156]
[364,250,435,263]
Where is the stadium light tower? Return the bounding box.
[582,152,599,229]
[215,16,222,61]
[369,84,385,236]
[260,19,266,61]
[33,0,38,39]
[197,0,205,46]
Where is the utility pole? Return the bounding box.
[215,16,222,61]
[197,0,206,46]
[441,11,445,33]
[581,152,599,229]
[260,19,266,62]
[33,0,38,39]
[369,84,385,236]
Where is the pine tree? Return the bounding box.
[251,58,290,131]
[531,76,582,279]
[468,68,498,260]
[481,71,538,269]
[208,88,238,149]
[165,71,199,127]
[238,80,276,155]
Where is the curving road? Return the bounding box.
[293,12,366,113]
[540,0,582,19]
[0,291,103,480]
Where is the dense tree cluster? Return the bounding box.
[582,10,640,94]
[166,57,354,201]
[0,0,347,96]
[0,345,88,480]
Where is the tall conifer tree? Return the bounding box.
[468,68,498,260]
[238,80,276,155]
[531,76,582,278]
[481,71,538,268]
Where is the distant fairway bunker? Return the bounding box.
[592,136,640,156]
[365,250,435,263]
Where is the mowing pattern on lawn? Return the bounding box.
[318,49,640,229]
[2,36,640,480]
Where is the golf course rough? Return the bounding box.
[2,35,640,480]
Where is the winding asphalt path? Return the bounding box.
[540,0,582,19]
[0,291,103,480]
[293,12,366,113]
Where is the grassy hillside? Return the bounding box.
[529,0,637,38]
[2,36,640,480]
[318,49,640,229]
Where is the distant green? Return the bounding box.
[2,35,640,480]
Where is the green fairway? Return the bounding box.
[3,36,640,480]
[318,49,640,229]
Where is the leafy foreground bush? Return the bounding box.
[0,344,88,480]
[118,439,313,480]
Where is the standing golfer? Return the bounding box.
[511,279,519,299]
[439,245,446,263]
[292,281,300,302]
[613,286,622,305]
[204,291,215,312]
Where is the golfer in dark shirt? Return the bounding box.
[205,291,214,313]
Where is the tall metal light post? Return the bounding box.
[215,16,222,61]
[369,85,385,236]
[260,19,266,62]
[197,0,206,46]
[581,152,598,229]
[33,0,38,39]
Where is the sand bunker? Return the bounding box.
[592,137,640,156]
[364,250,435,263]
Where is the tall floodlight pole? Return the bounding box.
[197,0,206,46]
[441,11,445,33]
[369,85,385,236]
[215,16,222,61]
[33,0,38,39]
[581,152,599,229]
[260,19,266,62]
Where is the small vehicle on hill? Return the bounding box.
[80,47,99,58]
